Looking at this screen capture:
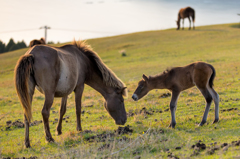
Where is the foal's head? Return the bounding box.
[132,74,151,101]
[104,87,127,125]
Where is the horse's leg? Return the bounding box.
[182,19,184,30]
[169,91,180,128]
[188,17,191,30]
[42,92,55,142]
[56,96,68,135]
[74,84,84,131]
[193,17,195,30]
[198,88,213,126]
[25,77,35,148]
[208,87,219,124]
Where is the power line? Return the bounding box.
[0,28,37,34]
[0,28,119,34]
[47,28,119,34]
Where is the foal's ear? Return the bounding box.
[142,74,149,81]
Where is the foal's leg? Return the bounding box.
[56,96,68,135]
[169,91,180,128]
[25,78,35,148]
[208,87,219,123]
[199,88,213,126]
[74,84,84,131]
[42,92,55,142]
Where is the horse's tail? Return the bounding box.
[208,64,216,88]
[14,54,34,122]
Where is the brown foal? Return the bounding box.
[132,62,219,128]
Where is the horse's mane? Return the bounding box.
[162,67,173,74]
[73,40,127,97]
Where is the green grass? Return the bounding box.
[1,23,240,158]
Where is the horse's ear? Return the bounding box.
[116,87,127,94]
[142,74,149,82]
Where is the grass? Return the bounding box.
[0,23,240,158]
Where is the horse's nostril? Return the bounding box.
[132,94,138,101]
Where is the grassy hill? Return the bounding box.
[0,23,240,158]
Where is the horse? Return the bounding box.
[132,62,219,128]
[176,7,195,30]
[29,38,46,47]
[14,40,128,148]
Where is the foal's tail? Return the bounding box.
[208,64,216,88]
[14,54,34,122]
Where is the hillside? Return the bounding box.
[0,23,240,158]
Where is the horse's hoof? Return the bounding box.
[25,143,31,148]
[56,131,62,135]
[168,123,175,128]
[46,137,55,143]
[77,127,82,131]
[212,119,219,124]
[198,121,206,126]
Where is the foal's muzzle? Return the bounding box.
[132,94,138,101]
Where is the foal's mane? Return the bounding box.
[73,40,127,97]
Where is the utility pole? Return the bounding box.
[40,25,51,43]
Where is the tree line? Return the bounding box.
[0,38,27,54]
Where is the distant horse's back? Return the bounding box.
[29,38,46,47]
[185,7,195,22]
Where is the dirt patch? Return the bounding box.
[84,126,133,143]
[85,132,115,142]
[190,140,206,156]
[167,152,179,159]
[98,143,110,151]
[159,92,171,98]
[191,140,240,156]
[115,125,133,135]
[83,104,93,108]
[6,120,24,130]
[232,140,240,146]
[191,141,206,150]
[5,119,43,130]
[3,156,37,159]
[30,120,42,126]
[221,108,238,112]
[127,107,162,117]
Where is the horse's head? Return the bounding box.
[176,20,180,30]
[132,74,151,101]
[104,87,127,125]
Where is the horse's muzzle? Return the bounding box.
[115,118,127,125]
[132,94,138,101]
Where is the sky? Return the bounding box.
[0,0,240,45]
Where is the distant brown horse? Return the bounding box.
[14,40,128,148]
[132,62,219,128]
[29,38,46,47]
[176,7,195,30]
